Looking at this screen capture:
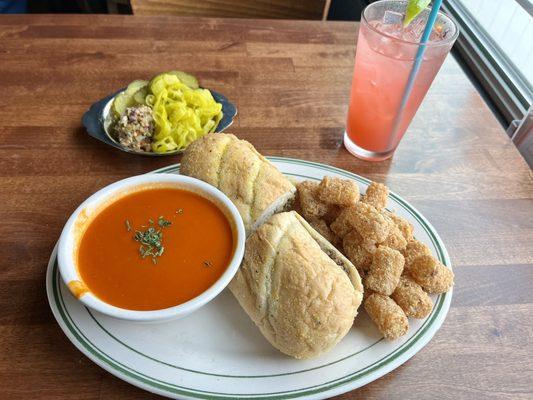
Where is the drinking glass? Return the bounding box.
[344,0,459,161]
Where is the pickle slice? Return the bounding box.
[133,85,149,105]
[125,79,149,95]
[112,81,149,117]
[111,92,135,118]
[149,71,199,90]
[167,71,199,89]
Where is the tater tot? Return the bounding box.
[402,239,431,272]
[292,191,303,215]
[353,202,390,242]
[363,287,374,301]
[323,204,343,225]
[342,229,376,273]
[296,180,329,219]
[330,205,358,238]
[391,276,433,318]
[381,223,407,251]
[384,211,414,241]
[362,182,389,211]
[331,202,390,242]
[308,217,340,248]
[409,255,454,294]
[364,246,405,295]
[364,293,409,340]
[317,176,360,206]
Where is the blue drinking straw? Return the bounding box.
[388,0,444,147]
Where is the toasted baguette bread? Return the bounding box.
[229,211,364,359]
[181,133,295,234]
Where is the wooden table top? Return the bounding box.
[0,14,532,400]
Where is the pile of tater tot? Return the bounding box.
[294,177,454,340]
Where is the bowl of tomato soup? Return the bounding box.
[57,173,245,322]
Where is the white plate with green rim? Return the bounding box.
[46,157,452,400]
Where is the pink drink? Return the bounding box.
[344,1,458,161]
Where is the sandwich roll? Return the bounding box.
[180,133,296,234]
[229,211,364,359]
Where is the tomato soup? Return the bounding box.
[77,187,234,311]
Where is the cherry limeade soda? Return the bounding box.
[345,3,457,161]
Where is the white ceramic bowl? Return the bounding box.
[57,173,245,323]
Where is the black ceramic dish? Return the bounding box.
[82,88,237,156]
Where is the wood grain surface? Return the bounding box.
[0,14,532,400]
[131,0,329,20]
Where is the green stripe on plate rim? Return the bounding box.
[53,265,445,399]
[51,157,451,399]
[86,305,384,378]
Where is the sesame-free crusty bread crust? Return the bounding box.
[229,211,364,359]
[181,133,295,234]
